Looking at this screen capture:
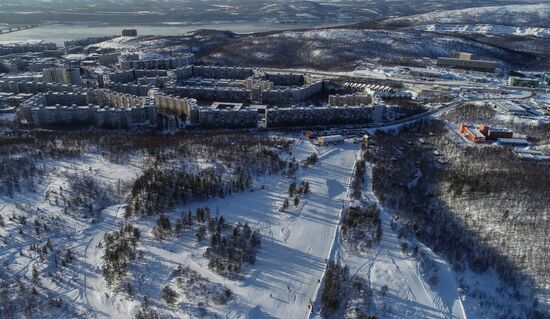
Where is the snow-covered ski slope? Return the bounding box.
[131,139,358,318]
[48,138,357,318]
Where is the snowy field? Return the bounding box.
[329,161,467,319]
[0,113,15,122]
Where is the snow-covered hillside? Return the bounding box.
[415,24,550,39]
[0,154,144,317]
[201,27,534,70]
[386,4,550,28]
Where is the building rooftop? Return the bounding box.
[465,125,485,138]
[488,127,513,133]
[497,138,529,144]
[318,135,345,140]
[495,100,526,112]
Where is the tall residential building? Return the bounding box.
[42,67,82,86]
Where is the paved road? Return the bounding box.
[262,67,550,93]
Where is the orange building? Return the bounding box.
[458,123,486,143]
[477,124,490,136]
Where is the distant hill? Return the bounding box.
[383,3,550,28]
[0,0,544,25]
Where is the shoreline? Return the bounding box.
[0,21,344,47]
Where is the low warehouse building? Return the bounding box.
[497,138,530,147]
[508,76,539,87]
[436,52,498,72]
[514,149,550,161]
[493,100,529,116]
[318,135,345,145]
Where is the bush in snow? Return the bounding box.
[134,296,160,319]
[342,203,382,251]
[102,225,141,289]
[321,261,349,316]
[162,285,178,305]
[204,219,261,279]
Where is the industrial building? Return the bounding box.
[508,76,539,87]
[496,138,530,148]
[493,100,529,116]
[514,149,550,161]
[436,52,498,72]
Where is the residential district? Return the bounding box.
[1,29,549,160]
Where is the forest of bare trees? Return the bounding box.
[0,128,293,318]
[366,119,549,318]
[342,204,382,252]
[102,224,141,289]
